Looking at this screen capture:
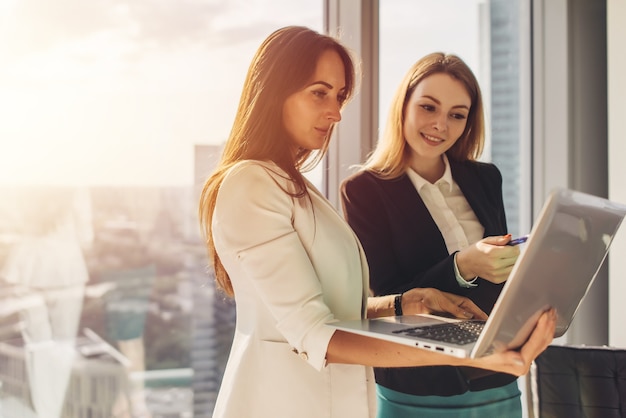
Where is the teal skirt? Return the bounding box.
[376,381,521,418]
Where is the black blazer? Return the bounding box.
[340,159,516,396]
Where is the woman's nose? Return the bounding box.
[433,113,447,131]
[327,102,342,122]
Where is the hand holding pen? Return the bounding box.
[456,234,526,285]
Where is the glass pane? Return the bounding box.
[379,0,529,236]
[0,2,322,417]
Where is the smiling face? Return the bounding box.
[403,72,471,179]
[282,49,347,153]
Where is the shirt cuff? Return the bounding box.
[453,252,478,288]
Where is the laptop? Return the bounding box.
[330,188,626,358]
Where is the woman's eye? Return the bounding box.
[420,104,435,112]
[312,90,327,98]
[451,113,468,120]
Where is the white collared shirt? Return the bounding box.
[406,155,484,287]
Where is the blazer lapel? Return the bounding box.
[384,174,449,254]
[450,161,499,237]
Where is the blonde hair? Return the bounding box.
[364,52,485,178]
[198,26,357,297]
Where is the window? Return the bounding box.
[0,2,322,416]
[378,0,532,236]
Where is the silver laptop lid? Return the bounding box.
[472,188,626,356]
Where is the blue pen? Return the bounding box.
[507,234,529,246]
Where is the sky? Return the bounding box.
[0,0,481,187]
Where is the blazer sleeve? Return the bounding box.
[341,172,463,296]
[451,161,509,312]
[213,162,336,371]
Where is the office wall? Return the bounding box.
[608,0,626,348]
[533,0,609,345]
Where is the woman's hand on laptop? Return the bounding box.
[471,308,557,376]
[402,288,488,320]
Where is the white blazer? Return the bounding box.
[211,161,376,418]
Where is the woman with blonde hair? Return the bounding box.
[342,52,525,417]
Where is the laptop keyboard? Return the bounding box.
[392,320,486,345]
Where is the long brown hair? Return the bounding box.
[198,26,357,297]
[364,52,485,178]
